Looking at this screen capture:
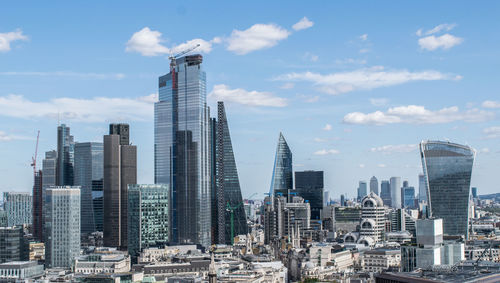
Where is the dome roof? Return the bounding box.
[362,191,384,207]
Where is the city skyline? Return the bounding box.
[2,1,500,198]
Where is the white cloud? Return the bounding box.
[323,124,332,131]
[275,66,460,95]
[209,84,287,107]
[0,29,28,52]
[126,27,170,56]
[0,71,125,80]
[370,144,417,154]
[314,138,327,143]
[370,98,389,106]
[137,93,158,103]
[417,23,457,36]
[335,58,367,66]
[280,83,295,89]
[0,94,155,123]
[226,24,290,55]
[0,131,30,142]
[378,164,387,168]
[292,17,314,31]
[359,34,368,41]
[314,149,340,155]
[126,27,215,56]
[483,126,500,139]
[478,148,490,154]
[343,105,494,125]
[303,52,319,62]
[359,164,365,168]
[482,100,500,109]
[418,34,463,51]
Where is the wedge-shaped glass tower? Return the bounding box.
[269,133,293,197]
[420,140,475,238]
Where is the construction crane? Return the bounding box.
[226,201,244,245]
[31,131,40,174]
[168,43,200,92]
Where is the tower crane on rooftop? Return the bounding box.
[169,43,200,70]
[31,130,40,174]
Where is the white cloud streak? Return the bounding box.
[370,144,418,154]
[209,84,287,107]
[314,149,340,155]
[418,34,463,51]
[292,17,314,31]
[482,100,500,109]
[125,27,215,56]
[483,126,500,139]
[370,98,389,106]
[417,23,457,36]
[323,124,332,131]
[226,23,290,55]
[343,105,493,125]
[275,66,460,95]
[0,29,28,52]
[0,94,155,123]
[0,131,31,142]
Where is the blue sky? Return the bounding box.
[1,1,500,198]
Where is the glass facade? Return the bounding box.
[403,186,415,208]
[155,55,211,248]
[0,227,22,263]
[418,173,428,202]
[2,192,32,226]
[420,140,475,238]
[92,179,103,232]
[295,171,324,220]
[44,187,81,268]
[214,102,247,244]
[269,133,293,197]
[357,181,367,201]
[380,180,391,206]
[74,142,103,234]
[390,177,402,208]
[127,184,169,260]
[370,176,379,195]
[56,124,74,186]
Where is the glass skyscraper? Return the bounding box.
[2,192,32,227]
[212,101,247,244]
[390,177,402,208]
[357,181,367,201]
[295,170,324,220]
[56,124,74,186]
[155,55,211,248]
[269,133,293,197]
[418,173,428,202]
[74,142,103,234]
[420,140,475,238]
[403,186,416,208]
[369,176,379,195]
[380,180,391,206]
[128,184,169,260]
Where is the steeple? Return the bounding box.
[208,252,217,283]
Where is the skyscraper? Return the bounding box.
[369,176,379,195]
[103,124,137,249]
[213,101,247,245]
[3,192,32,227]
[269,133,293,198]
[357,181,367,201]
[32,170,43,242]
[128,184,169,260]
[403,186,416,208]
[74,142,103,234]
[56,124,74,186]
[44,186,80,268]
[390,177,402,208]
[418,173,428,202]
[471,187,478,199]
[155,55,211,247]
[295,171,324,220]
[92,179,104,232]
[380,180,391,206]
[42,150,57,190]
[420,140,475,238]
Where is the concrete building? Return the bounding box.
[74,248,130,274]
[363,248,401,273]
[103,123,137,249]
[44,186,81,268]
[359,192,386,245]
[283,197,310,237]
[3,192,32,227]
[0,261,44,280]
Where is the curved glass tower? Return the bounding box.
[155,55,211,248]
[269,133,293,197]
[420,140,475,238]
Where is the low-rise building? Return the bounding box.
[363,248,401,273]
[74,249,130,274]
[0,261,44,280]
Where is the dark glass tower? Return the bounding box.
[56,124,74,186]
[420,140,475,238]
[32,170,43,241]
[212,102,248,244]
[269,133,293,197]
[74,142,103,234]
[380,180,391,206]
[295,171,324,220]
[103,124,137,249]
[155,55,211,248]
